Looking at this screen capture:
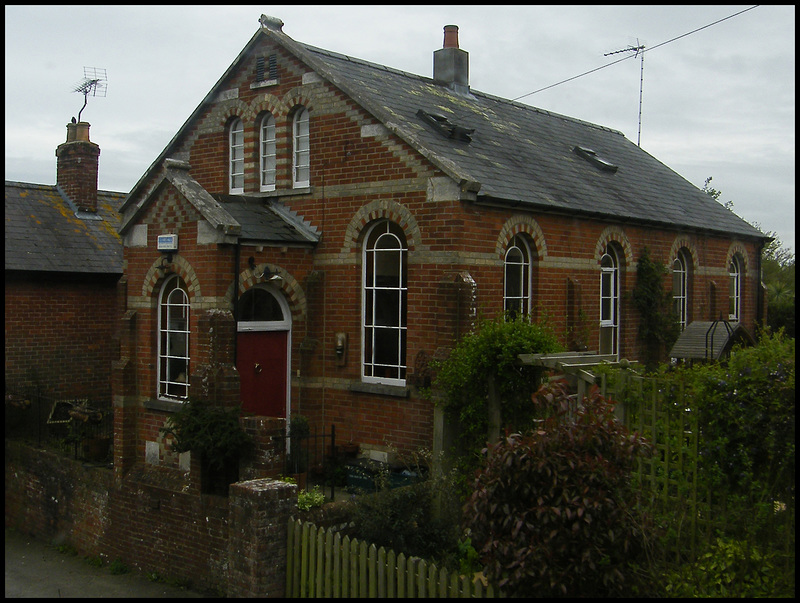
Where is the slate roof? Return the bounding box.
[119,22,767,244]
[5,181,124,274]
[299,42,766,240]
[119,159,319,246]
[214,195,320,245]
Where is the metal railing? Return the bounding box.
[5,388,113,463]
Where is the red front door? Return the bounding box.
[237,330,288,417]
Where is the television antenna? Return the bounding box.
[72,67,107,122]
[605,40,645,146]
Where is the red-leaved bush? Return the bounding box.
[463,380,651,597]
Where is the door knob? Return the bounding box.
[254,362,262,374]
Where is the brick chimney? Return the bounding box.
[56,121,100,213]
[433,25,469,94]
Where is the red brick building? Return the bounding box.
[114,16,768,468]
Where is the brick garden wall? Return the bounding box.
[5,439,296,597]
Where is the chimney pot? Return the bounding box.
[443,25,459,49]
[433,25,469,93]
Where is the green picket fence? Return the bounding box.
[286,518,497,598]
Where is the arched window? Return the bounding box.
[259,114,276,192]
[292,107,310,188]
[229,118,244,193]
[504,234,531,318]
[599,246,619,356]
[158,275,190,400]
[363,220,407,384]
[729,256,742,321]
[672,250,689,331]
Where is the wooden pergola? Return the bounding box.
[518,351,637,399]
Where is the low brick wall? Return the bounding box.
[5,440,296,597]
[4,440,113,552]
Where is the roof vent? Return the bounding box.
[417,109,474,142]
[573,146,618,173]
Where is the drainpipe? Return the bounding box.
[756,238,765,335]
[233,241,241,362]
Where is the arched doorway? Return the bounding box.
[236,285,291,417]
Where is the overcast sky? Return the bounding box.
[5,5,795,253]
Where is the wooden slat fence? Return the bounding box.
[286,518,497,598]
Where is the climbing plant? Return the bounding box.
[631,247,680,368]
[432,314,562,480]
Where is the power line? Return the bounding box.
[510,5,760,103]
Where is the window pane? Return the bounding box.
[238,288,283,322]
[374,290,400,326]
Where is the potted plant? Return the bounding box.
[160,398,253,494]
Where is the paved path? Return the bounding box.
[4,528,208,598]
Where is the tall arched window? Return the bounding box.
[729,256,742,321]
[158,275,190,400]
[672,250,689,331]
[259,114,276,192]
[363,220,407,384]
[504,234,531,318]
[292,107,310,188]
[599,246,619,356]
[229,118,244,193]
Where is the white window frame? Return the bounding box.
[504,234,531,318]
[229,118,244,194]
[599,247,619,356]
[292,107,310,188]
[259,114,276,192]
[728,256,741,321]
[158,275,190,401]
[362,220,408,385]
[673,252,688,331]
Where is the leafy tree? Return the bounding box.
[761,232,795,337]
[703,176,795,337]
[463,381,652,597]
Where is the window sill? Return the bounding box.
[246,187,313,199]
[349,381,410,398]
[145,397,185,413]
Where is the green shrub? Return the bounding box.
[663,537,793,597]
[433,315,562,480]
[349,473,462,567]
[689,330,795,507]
[297,485,325,511]
[463,380,652,597]
[160,398,253,471]
[108,558,129,575]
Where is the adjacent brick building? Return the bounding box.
[5,121,125,400]
[113,15,768,471]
